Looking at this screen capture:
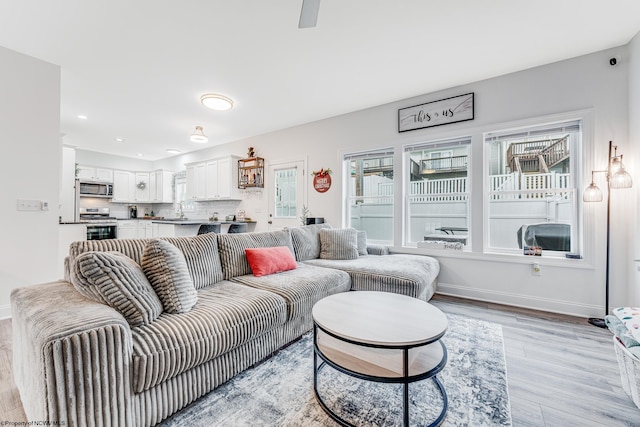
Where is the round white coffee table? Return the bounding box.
[312,291,448,426]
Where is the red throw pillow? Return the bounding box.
[245,246,297,277]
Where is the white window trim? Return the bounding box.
[481,109,595,265]
[402,137,472,249]
[342,148,395,244]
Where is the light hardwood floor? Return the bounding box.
[0,295,638,426]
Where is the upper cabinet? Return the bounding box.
[111,169,173,203]
[77,165,113,182]
[134,172,151,202]
[112,170,134,202]
[151,170,173,203]
[185,156,241,201]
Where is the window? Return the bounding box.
[404,138,470,247]
[485,119,581,255]
[344,149,395,243]
[174,171,195,213]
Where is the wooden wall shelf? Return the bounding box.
[238,157,264,189]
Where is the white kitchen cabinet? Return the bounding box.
[205,160,219,199]
[186,156,240,201]
[139,220,156,238]
[134,172,151,202]
[112,170,134,202]
[151,170,173,203]
[117,220,138,239]
[185,163,206,200]
[217,157,237,198]
[77,165,113,182]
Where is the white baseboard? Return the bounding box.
[437,282,600,318]
[0,304,11,320]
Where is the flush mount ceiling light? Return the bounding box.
[77,114,88,120]
[200,94,234,111]
[114,138,125,143]
[166,148,182,154]
[190,125,208,143]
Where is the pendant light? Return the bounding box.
[190,126,208,143]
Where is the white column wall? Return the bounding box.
[0,46,60,318]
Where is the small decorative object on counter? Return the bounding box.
[236,210,245,221]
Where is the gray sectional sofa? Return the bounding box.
[11,224,439,426]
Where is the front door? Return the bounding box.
[267,159,306,231]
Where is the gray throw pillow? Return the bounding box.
[142,240,198,314]
[319,228,359,260]
[289,223,332,261]
[357,230,367,256]
[71,251,163,326]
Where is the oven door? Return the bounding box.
[86,225,117,240]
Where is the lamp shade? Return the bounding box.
[583,182,603,202]
[190,126,208,143]
[610,166,633,189]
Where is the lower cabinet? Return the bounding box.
[117,220,138,239]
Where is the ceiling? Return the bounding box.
[1,1,639,161]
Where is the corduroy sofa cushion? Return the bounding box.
[304,254,440,300]
[231,263,351,320]
[319,228,359,260]
[217,229,295,280]
[130,280,287,393]
[71,251,163,326]
[141,240,198,313]
[68,234,224,290]
[288,223,332,261]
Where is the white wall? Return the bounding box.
[152,46,633,317]
[0,46,60,318]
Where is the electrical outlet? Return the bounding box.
[17,199,41,211]
[532,262,541,276]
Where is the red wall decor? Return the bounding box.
[311,168,332,193]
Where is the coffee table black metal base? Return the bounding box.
[313,324,448,427]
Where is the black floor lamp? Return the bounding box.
[583,141,633,328]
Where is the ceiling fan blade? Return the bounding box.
[299,0,321,29]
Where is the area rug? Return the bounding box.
[160,313,511,426]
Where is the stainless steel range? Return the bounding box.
[79,207,118,240]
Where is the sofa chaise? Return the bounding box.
[11,225,439,426]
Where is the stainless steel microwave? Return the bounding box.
[79,181,113,198]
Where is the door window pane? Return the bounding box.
[275,168,297,218]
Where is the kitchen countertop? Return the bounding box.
[151,220,257,225]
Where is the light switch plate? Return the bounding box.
[17,199,41,211]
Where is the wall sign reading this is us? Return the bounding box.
[398,92,474,132]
